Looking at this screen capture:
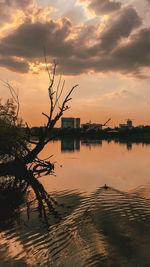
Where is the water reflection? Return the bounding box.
[61,138,80,152]
[115,140,133,151]
[1,139,150,266]
[60,137,150,152]
[81,139,102,147]
[1,186,150,266]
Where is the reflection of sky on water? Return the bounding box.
[1,140,150,266]
[1,186,150,266]
[40,140,150,194]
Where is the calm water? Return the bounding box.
[1,139,150,266]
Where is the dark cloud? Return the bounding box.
[0,18,73,59]
[71,6,142,60]
[112,28,150,71]
[99,7,142,52]
[0,56,29,73]
[79,0,121,15]
[80,27,150,77]
[74,23,99,53]
[0,3,149,78]
[0,0,33,9]
[56,25,150,77]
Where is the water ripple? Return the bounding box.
[1,186,150,266]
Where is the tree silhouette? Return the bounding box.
[0,61,78,223]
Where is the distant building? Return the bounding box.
[61,117,80,129]
[119,119,133,129]
[81,123,102,130]
[75,118,80,128]
[127,119,132,127]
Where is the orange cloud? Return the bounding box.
[105,89,128,98]
[78,0,121,16]
[0,0,150,80]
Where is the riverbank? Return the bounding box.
[30,126,150,143]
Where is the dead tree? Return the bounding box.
[0,61,78,222]
[23,61,78,164]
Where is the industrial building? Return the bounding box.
[81,123,102,130]
[119,119,133,129]
[81,118,111,130]
[61,117,80,129]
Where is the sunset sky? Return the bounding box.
[1,0,150,127]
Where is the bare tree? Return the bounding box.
[0,61,78,222]
[23,60,78,164]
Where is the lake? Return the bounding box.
[1,139,150,266]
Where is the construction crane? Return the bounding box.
[103,118,111,126]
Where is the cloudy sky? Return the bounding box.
[1,0,150,127]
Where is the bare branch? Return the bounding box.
[66,97,72,102]
[43,47,51,82]
[56,75,61,99]
[55,79,65,108]
[47,84,78,130]
[0,79,20,121]
[22,61,78,163]
[42,112,49,120]
[60,84,78,113]
[25,139,39,145]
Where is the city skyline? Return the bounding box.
[60,116,143,128]
[1,0,150,127]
